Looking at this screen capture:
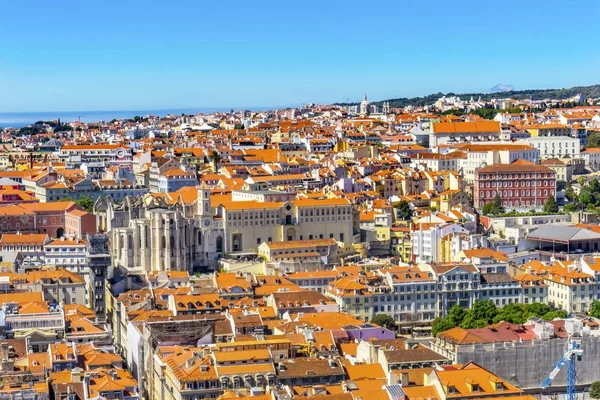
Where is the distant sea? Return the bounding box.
[0,107,275,128]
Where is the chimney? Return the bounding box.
[387,372,398,385]
[401,372,409,387]
[71,368,83,383]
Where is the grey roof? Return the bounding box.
[481,273,517,284]
[527,225,600,242]
[0,178,20,186]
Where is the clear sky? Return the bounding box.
[1,0,599,112]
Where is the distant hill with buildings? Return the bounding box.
[338,84,600,109]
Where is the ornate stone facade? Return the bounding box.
[95,188,224,272]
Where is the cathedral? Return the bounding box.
[94,187,224,273]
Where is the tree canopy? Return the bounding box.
[578,179,600,211]
[59,195,94,213]
[394,200,413,221]
[543,195,559,213]
[590,301,600,319]
[591,381,600,399]
[431,301,567,336]
[371,313,396,330]
[481,193,506,216]
[587,132,600,149]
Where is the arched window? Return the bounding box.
[198,231,202,245]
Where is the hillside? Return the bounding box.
[338,84,600,108]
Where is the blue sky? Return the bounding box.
[1,0,599,112]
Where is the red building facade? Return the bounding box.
[474,160,556,209]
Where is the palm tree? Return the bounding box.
[209,150,221,172]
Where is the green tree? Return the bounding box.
[481,202,494,216]
[371,314,396,330]
[525,302,552,317]
[460,313,489,329]
[543,195,559,213]
[394,200,413,220]
[461,300,498,328]
[590,381,600,399]
[587,132,600,148]
[59,196,94,213]
[209,150,222,172]
[564,183,577,202]
[76,195,94,213]
[482,193,507,216]
[447,305,468,326]
[543,310,567,320]
[492,193,505,214]
[563,203,578,213]
[432,317,457,337]
[133,116,142,122]
[589,301,600,318]
[493,303,528,324]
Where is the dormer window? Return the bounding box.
[447,385,456,394]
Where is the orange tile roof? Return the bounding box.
[0,234,49,245]
[432,121,500,134]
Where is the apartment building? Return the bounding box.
[284,270,340,293]
[411,222,469,263]
[258,238,338,265]
[478,273,521,307]
[324,277,379,322]
[430,121,502,148]
[44,237,88,268]
[0,297,65,352]
[452,144,539,183]
[521,136,580,159]
[58,144,133,168]
[545,265,595,313]
[474,160,556,209]
[379,265,438,323]
[424,263,480,315]
[219,198,353,254]
[0,233,50,268]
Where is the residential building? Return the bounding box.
[521,136,580,159]
[430,121,502,148]
[474,160,556,209]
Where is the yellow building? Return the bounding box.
[324,277,373,321]
[524,124,569,137]
[390,225,412,262]
[218,198,353,254]
[439,233,453,263]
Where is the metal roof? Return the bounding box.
[527,225,600,242]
